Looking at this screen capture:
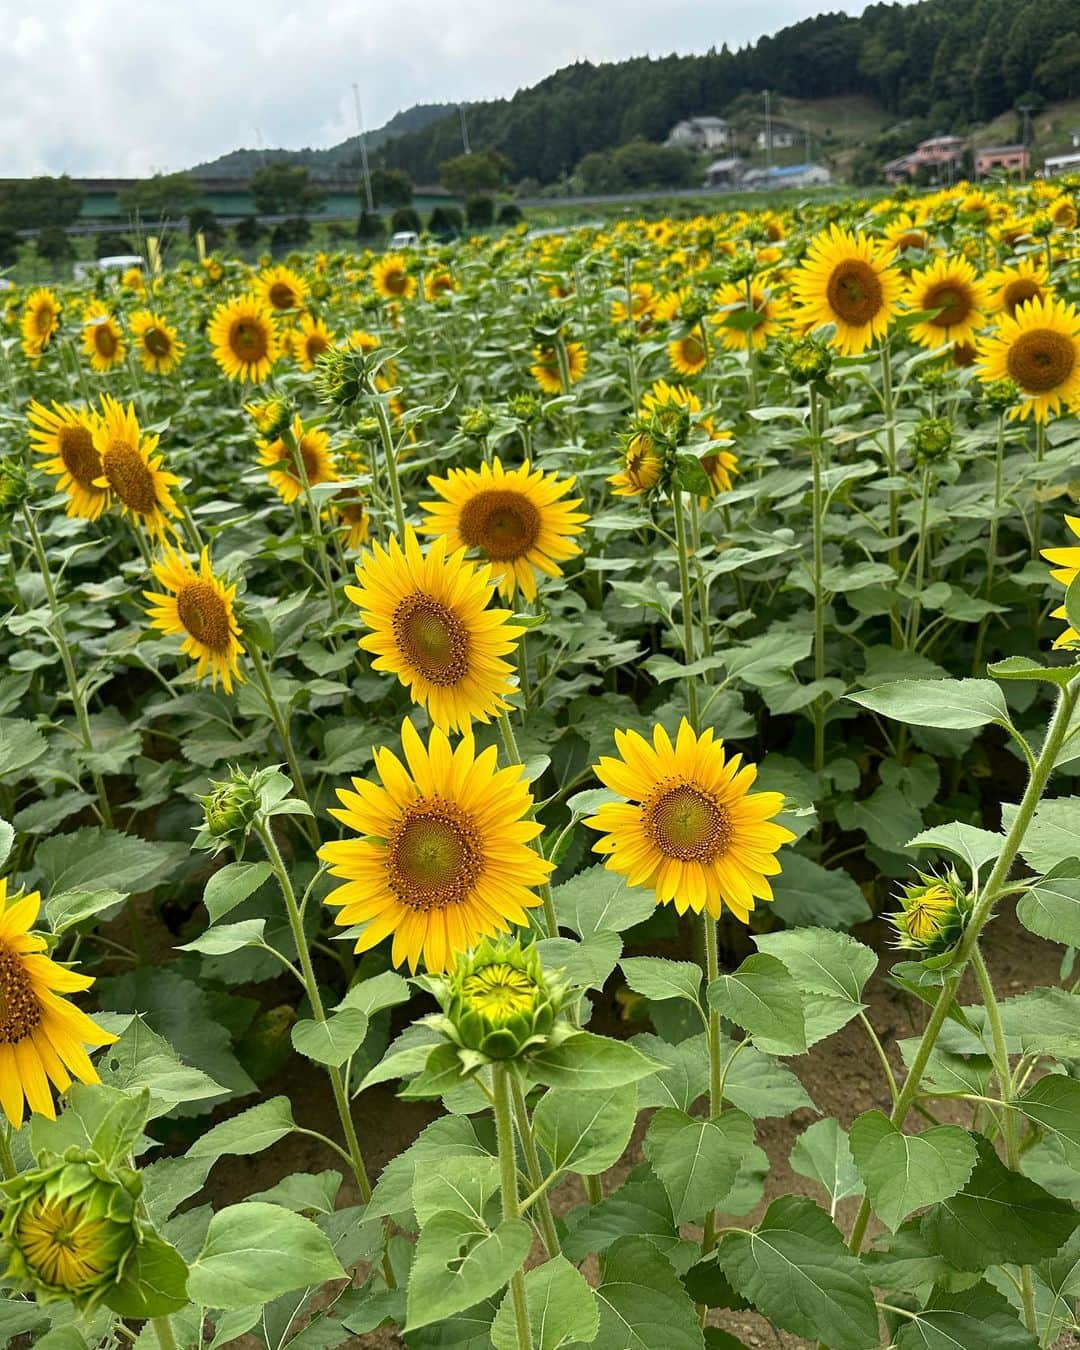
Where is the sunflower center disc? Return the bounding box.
[384,268,408,296]
[58,425,103,488]
[826,260,883,326]
[1006,329,1076,392]
[646,782,732,862]
[388,802,483,910]
[177,581,232,651]
[459,490,542,561]
[144,327,171,358]
[461,964,536,1023]
[393,593,470,685]
[289,439,324,484]
[924,283,970,328]
[305,333,329,360]
[230,319,268,362]
[1002,279,1041,315]
[102,440,158,513]
[268,283,296,309]
[94,326,118,358]
[0,941,43,1043]
[34,304,55,337]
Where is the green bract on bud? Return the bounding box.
[1029,212,1054,239]
[353,416,382,439]
[1,1152,140,1309]
[531,303,567,343]
[458,404,495,439]
[427,937,572,1071]
[679,293,711,327]
[916,364,950,393]
[507,391,541,424]
[782,335,833,384]
[911,416,953,465]
[314,345,369,409]
[725,254,757,283]
[0,456,31,523]
[981,377,1018,413]
[889,869,969,956]
[244,395,294,440]
[195,766,261,856]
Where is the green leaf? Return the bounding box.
[724,630,812,691]
[34,827,185,894]
[1016,798,1080,873]
[142,1155,215,1228]
[789,1118,863,1216]
[533,1083,637,1176]
[0,818,13,869]
[529,1032,659,1090]
[291,1009,370,1067]
[335,969,412,1017]
[907,821,1004,876]
[104,1232,189,1319]
[536,932,621,991]
[203,861,273,922]
[412,1156,502,1227]
[45,889,127,933]
[491,1256,599,1350]
[96,1017,224,1116]
[179,918,266,956]
[406,1212,532,1331]
[188,1096,296,1160]
[366,1115,492,1221]
[632,1033,709,1114]
[755,927,876,1005]
[187,1202,346,1310]
[1017,860,1080,947]
[714,1034,814,1118]
[987,656,1079,689]
[892,1280,1039,1350]
[0,719,47,777]
[248,1171,342,1216]
[552,865,656,937]
[863,1221,957,1293]
[620,956,702,1007]
[1016,1075,1080,1160]
[920,1136,1079,1269]
[849,1111,977,1232]
[716,1196,878,1350]
[847,678,1012,730]
[1038,1226,1080,1349]
[588,1236,705,1350]
[644,1108,754,1223]
[706,953,806,1056]
[562,1170,683,1265]
[768,853,872,928]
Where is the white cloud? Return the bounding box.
[0,0,880,176]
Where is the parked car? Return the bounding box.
[72,254,144,282]
[388,231,419,250]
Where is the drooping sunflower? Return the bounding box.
[609,431,663,497]
[372,254,417,301]
[790,224,903,356]
[27,400,108,521]
[80,305,125,374]
[208,293,279,383]
[293,313,334,372]
[257,414,339,504]
[20,289,61,358]
[319,719,552,972]
[144,544,245,692]
[904,255,989,350]
[92,395,180,538]
[585,720,795,921]
[642,380,738,497]
[976,294,1080,423]
[530,341,587,395]
[1041,515,1080,648]
[421,457,588,601]
[711,281,792,352]
[346,528,524,733]
[0,878,117,1129]
[129,310,184,375]
[984,257,1050,318]
[257,263,309,312]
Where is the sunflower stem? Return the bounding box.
[497,711,558,937]
[1032,420,1046,561]
[972,412,1005,674]
[554,332,573,400]
[0,1126,16,1180]
[282,424,340,630]
[880,338,900,573]
[372,395,407,537]
[809,388,827,776]
[22,505,113,829]
[670,486,700,731]
[905,463,933,650]
[493,1064,535,1350]
[151,1318,178,1350]
[510,1073,561,1258]
[700,914,724,1256]
[248,644,319,846]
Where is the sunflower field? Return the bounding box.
[1,177,1080,1350]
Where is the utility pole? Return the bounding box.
[459,103,471,155]
[763,90,772,177]
[352,83,374,213]
[805,125,811,164]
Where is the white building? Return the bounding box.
[666,117,731,153]
[704,157,746,188]
[756,125,798,150]
[743,162,831,190]
[1045,151,1080,177]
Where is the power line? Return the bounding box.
[352,84,374,213]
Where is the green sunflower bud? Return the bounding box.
[981,378,1018,413]
[459,404,495,440]
[782,335,833,384]
[1029,212,1054,239]
[725,254,757,283]
[890,869,969,956]
[314,345,369,409]
[1,1152,140,1309]
[507,392,541,424]
[244,395,294,440]
[194,765,263,857]
[0,456,31,523]
[911,416,953,465]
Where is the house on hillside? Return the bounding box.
[666,117,731,153]
[704,157,746,188]
[974,145,1029,178]
[1046,151,1080,177]
[755,124,798,150]
[883,134,966,183]
[742,162,831,190]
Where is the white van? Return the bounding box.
[72,255,144,282]
[388,231,419,250]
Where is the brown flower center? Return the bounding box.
[393,592,470,685]
[923,281,972,329]
[1001,279,1042,316]
[230,318,269,363]
[177,580,231,651]
[0,941,43,1043]
[268,282,297,310]
[458,489,541,561]
[1006,328,1076,393]
[680,334,707,364]
[102,440,158,513]
[644,781,732,862]
[93,324,118,359]
[34,303,57,337]
[304,332,329,361]
[386,800,483,910]
[58,424,103,488]
[382,267,409,296]
[143,326,172,358]
[894,231,925,251]
[826,259,883,326]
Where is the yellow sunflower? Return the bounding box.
[424,269,457,302]
[257,414,338,504]
[1041,515,1080,648]
[0,878,117,1129]
[642,380,738,497]
[144,544,245,692]
[984,257,1051,318]
[257,264,309,312]
[611,282,656,329]
[293,313,334,372]
[80,305,125,374]
[346,528,524,733]
[27,400,109,521]
[585,720,795,921]
[92,394,181,538]
[372,254,417,301]
[905,255,989,350]
[976,295,1080,422]
[530,341,587,395]
[882,214,930,253]
[790,224,903,356]
[668,330,708,377]
[331,447,371,551]
[319,718,552,972]
[421,457,588,601]
[711,281,792,352]
[609,431,663,497]
[21,289,61,358]
[129,310,184,375]
[208,293,279,383]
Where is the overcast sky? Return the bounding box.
[2,0,891,177]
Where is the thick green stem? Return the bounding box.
[700,914,723,1257]
[494,1065,534,1350]
[809,389,827,775]
[880,339,899,566]
[152,1318,179,1350]
[283,424,339,627]
[973,415,1005,674]
[248,644,318,845]
[510,1075,561,1258]
[846,675,1080,1258]
[0,1127,16,1180]
[671,487,700,730]
[906,464,933,650]
[373,396,407,537]
[497,711,558,936]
